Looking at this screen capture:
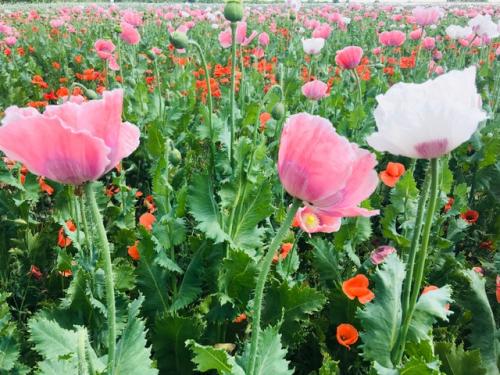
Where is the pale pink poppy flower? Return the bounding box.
[120,22,141,45]
[0,90,140,185]
[294,206,341,234]
[367,67,487,159]
[236,22,257,46]
[370,246,396,265]
[122,9,143,27]
[412,7,443,27]
[372,47,381,55]
[258,32,269,47]
[335,46,363,69]
[218,29,232,48]
[253,47,265,59]
[422,37,435,50]
[446,25,472,40]
[50,19,65,28]
[278,113,379,218]
[410,29,423,40]
[302,38,325,55]
[312,23,332,40]
[378,30,406,47]
[4,36,16,46]
[432,50,442,61]
[94,39,115,60]
[108,56,120,71]
[301,80,328,100]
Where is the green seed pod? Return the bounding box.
[85,89,99,100]
[224,0,243,23]
[271,102,285,121]
[289,12,296,21]
[170,31,189,50]
[169,147,182,166]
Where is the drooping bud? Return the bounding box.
[224,0,243,23]
[271,103,285,121]
[170,31,189,50]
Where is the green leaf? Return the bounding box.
[152,314,205,374]
[435,342,486,375]
[114,295,157,375]
[408,286,453,342]
[218,250,258,306]
[188,175,229,243]
[460,270,499,375]
[186,340,245,375]
[0,293,22,372]
[311,238,342,287]
[28,318,78,359]
[357,254,406,369]
[240,325,294,375]
[318,351,340,375]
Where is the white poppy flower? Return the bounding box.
[302,38,325,55]
[468,14,499,39]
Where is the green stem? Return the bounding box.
[79,195,93,254]
[394,158,439,365]
[189,40,216,179]
[84,182,116,375]
[77,327,89,375]
[229,22,237,173]
[247,199,301,375]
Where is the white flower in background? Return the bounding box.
[367,67,487,159]
[302,38,325,55]
[446,25,473,39]
[468,14,499,39]
[286,0,301,13]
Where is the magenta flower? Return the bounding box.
[258,32,270,47]
[278,113,379,218]
[301,80,328,101]
[0,90,140,185]
[422,37,436,50]
[120,22,141,45]
[335,46,363,70]
[94,39,116,60]
[218,22,257,49]
[294,206,341,234]
[410,29,423,40]
[370,246,396,265]
[378,31,406,47]
[412,6,443,27]
[312,23,332,40]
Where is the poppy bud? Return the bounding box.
[169,147,182,166]
[290,13,296,21]
[224,0,243,23]
[84,89,99,100]
[170,31,189,50]
[271,102,285,121]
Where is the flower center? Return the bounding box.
[414,138,448,159]
[303,212,320,231]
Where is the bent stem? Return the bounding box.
[247,199,301,375]
[393,158,439,365]
[85,182,116,375]
[189,40,216,178]
[229,22,237,173]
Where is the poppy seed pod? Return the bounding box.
[271,103,285,120]
[170,31,189,50]
[290,13,296,21]
[224,0,243,23]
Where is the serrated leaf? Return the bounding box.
[408,286,453,342]
[188,175,229,243]
[218,250,258,306]
[186,340,245,375]
[435,342,487,375]
[357,254,406,369]
[114,295,157,375]
[28,318,78,359]
[311,238,342,287]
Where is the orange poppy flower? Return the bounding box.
[273,242,293,263]
[336,323,359,350]
[127,240,140,261]
[342,274,375,304]
[259,112,271,132]
[379,162,405,187]
[443,197,454,213]
[139,212,156,231]
[57,220,77,247]
[38,177,54,195]
[460,210,479,224]
[233,313,247,323]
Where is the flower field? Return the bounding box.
[0,1,499,374]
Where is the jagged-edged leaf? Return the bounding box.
[28,318,78,359]
[408,286,453,342]
[136,236,169,318]
[262,281,326,344]
[170,243,206,312]
[435,342,486,375]
[229,181,273,251]
[318,352,340,375]
[152,314,205,374]
[0,293,22,372]
[218,250,258,306]
[460,270,499,375]
[311,238,342,287]
[186,340,245,375]
[114,295,157,375]
[357,254,406,369]
[188,174,229,243]
[240,325,294,375]
[398,356,440,375]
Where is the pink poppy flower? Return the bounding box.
[294,206,341,234]
[312,23,332,40]
[335,46,363,70]
[94,39,115,60]
[412,6,443,27]
[4,36,17,47]
[410,29,423,40]
[301,80,328,100]
[258,31,270,47]
[218,22,257,49]
[378,31,406,47]
[422,37,435,50]
[370,246,396,265]
[120,22,141,45]
[218,29,232,48]
[278,113,379,218]
[0,90,140,185]
[108,56,120,71]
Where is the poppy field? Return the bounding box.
[0,1,499,374]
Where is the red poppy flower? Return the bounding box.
[127,240,140,261]
[460,209,479,224]
[379,162,405,187]
[139,212,156,231]
[336,323,359,350]
[342,274,375,304]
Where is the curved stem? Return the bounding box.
[247,199,301,375]
[393,158,439,365]
[229,22,237,173]
[189,40,216,179]
[84,182,116,375]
